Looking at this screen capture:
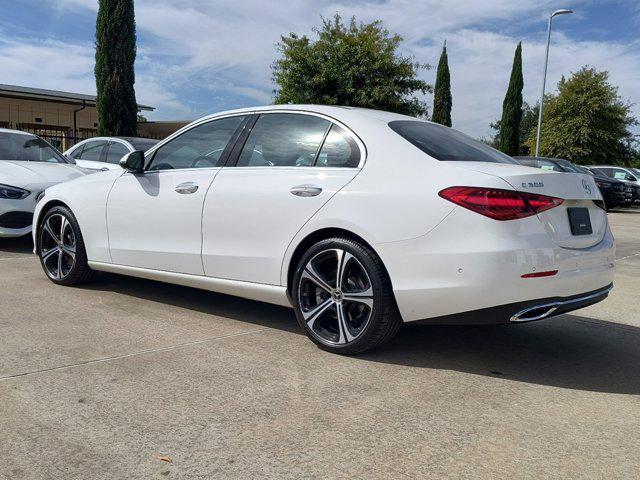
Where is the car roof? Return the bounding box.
[191,104,421,125]
[0,128,35,136]
[116,136,158,142]
[592,165,630,169]
[514,156,565,162]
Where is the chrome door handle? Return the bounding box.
[290,185,322,197]
[175,182,199,194]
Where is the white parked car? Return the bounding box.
[0,129,86,238]
[64,137,159,171]
[33,106,615,354]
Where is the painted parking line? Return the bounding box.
[0,327,269,381]
[617,252,640,261]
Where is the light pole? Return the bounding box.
[535,8,573,157]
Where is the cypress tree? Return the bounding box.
[498,42,523,155]
[95,0,138,136]
[431,41,452,126]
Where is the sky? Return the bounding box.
[2,0,639,139]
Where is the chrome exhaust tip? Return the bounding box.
[510,304,559,323]
[510,285,613,323]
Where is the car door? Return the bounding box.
[106,115,248,274]
[73,140,108,170]
[202,112,363,285]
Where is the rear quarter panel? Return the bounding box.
[280,119,515,285]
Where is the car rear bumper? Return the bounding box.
[375,207,616,323]
[410,284,612,325]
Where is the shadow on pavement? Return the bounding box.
[0,235,33,255]
[2,206,636,395]
[82,272,300,334]
[361,317,640,395]
[83,272,640,395]
[609,209,640,214]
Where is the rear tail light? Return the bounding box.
[438,186,564,221]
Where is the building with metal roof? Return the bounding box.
[0,84,158,151]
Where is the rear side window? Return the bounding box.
[315,125,360,168]
[389,121,517,164]
[237,113,330,167]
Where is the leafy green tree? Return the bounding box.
[489,102,537,155]
[273,14,432,117]
[498,42,523,156]
[95,0,138,136]
[431,41,452,126]
[526,67,636,165]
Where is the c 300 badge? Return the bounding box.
[521,181,544,188]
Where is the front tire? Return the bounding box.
[37,206,95,286]
[292,237,402,354]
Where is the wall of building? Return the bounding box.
[0,96,184,151]
[0,97,99,130]
[0,97,99,150]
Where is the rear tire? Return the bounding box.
[292,237,402,355]
[37,206,95,286]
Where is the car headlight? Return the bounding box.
[0,184,30,200]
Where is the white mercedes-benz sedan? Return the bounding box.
[0,129,86,238]
[32,106,615,354]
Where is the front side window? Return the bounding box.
[78,141,107,162]
[0,132,67,163]
[389,121,518,164]
[148,116,246,171]
[237,114,330,167]
[105,142,130,164]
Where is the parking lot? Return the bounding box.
[0,211,638,479]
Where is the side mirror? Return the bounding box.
[120,150,145,172]
[65,154,77,165]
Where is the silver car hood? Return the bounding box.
[0,160,86,189]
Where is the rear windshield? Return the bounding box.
[0,132,67,163]
[553,158,582,173]
[388,121,517,164]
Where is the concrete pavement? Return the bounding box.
[1,211,639,479]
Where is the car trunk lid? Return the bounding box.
[451,161,607,249]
